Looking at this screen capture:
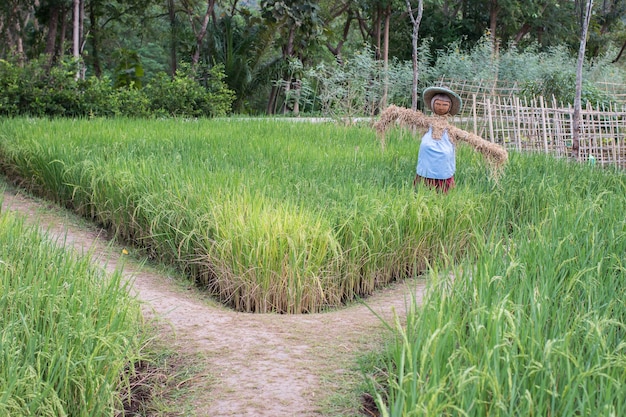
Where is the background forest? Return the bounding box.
[2,0,626,117]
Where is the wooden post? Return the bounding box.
[498,96,506,145]
[515,96,522,151]
[552,97,564,157]
[472,94,477,136]
[487,98,495,143]
[539,96,550,153]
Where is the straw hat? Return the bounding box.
[423,86,462,116]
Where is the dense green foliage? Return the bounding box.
[304,36,626,114]
[0,58,234,118]
[2,0,626,115]
[4,38,623,118]
[0,202,144,416]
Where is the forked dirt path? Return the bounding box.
[2,188,427,417]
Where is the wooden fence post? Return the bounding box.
[515,96,521,151]
[540,96,549,153]
[472,94,477,136]
[487,98,495,143]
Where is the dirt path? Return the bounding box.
[1,188,426,417]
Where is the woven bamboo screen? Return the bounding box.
[465,95,626,168]
[413,78,626,168]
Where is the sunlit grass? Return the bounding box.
[0,197,144,416]
[0,118,489,313]
[374,152,626,416]
[1,117,624,414]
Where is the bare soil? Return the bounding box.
[1,188,426,417]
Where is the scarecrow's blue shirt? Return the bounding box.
[416,127,456,179]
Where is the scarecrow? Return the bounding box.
[374,86,508,192]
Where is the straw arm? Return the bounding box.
[373,105,431,134]
[373,105,508,169]
[448,125,509,168]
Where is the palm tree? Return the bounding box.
[207,13,281,113]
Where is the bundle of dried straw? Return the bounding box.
[374,105,508,170]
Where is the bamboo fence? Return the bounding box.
[438,78,626,107]
[424,78,626,168]
[455,95,626,168]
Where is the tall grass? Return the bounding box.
[0,118,491,313]
[375,153,626,416]
[0,198,144,416]
[1,117,623,413]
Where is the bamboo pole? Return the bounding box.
[553,97,565,157]
[539,96,550,154]
[609,102,617,165]
[472,94,477,136]
[498,96,506,145]
[515,96,522,151]
[487,98,495,143]
[586,102,595,163]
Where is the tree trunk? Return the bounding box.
[325,11,353,65]
[612,38,626,63]
[267,84,278,115]
[513,23,531,45]
[5,1,33,63]
[191,0,215,66]
[168,0,177,75]
[406,0,423,111]
[79,0,86,78]
[489,0,499,51]
[59,6,68,58]
[45,6,59,59]
[280,25,296,114]
[374,6,382,59]
[292,79,300,115]
[572,0,593,160]
[380,4,391,110]
[73,0,81,79]
[282,80,291,115]
[15,19,24,59]
[89,1,102,77]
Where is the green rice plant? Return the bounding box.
[374,152,626,416]
[0,204,144,416]
[0,118,490,313]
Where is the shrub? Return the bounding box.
[0,59,21,115]
[144,63,234,118]
[0,57,233,118]
[519,70,615,108]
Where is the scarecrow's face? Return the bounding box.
[431,94,452,116]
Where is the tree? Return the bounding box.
[180,0,216,66]
[72,0,81,79]
[167,0,178,75]
[0,0,37,60]
[380,0,392,109]
[261,0,323,114]
[572,0,594,159]
[82,0,159,77]
[319,0,355,64]
[37,0,73,61]
[405,0,423,111]
[590,0,626,59]
[207,10,279,113]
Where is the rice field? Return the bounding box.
[0,118,487,313]
[0,117,624,415]
[373,153,626,416]
[0,195,144,416]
